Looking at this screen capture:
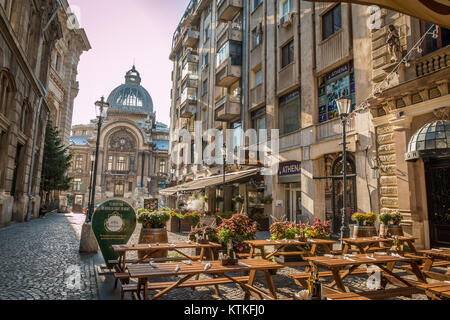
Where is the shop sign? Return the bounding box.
[92,200,136,268]
[278,161,301,177]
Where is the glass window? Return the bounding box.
[421,22,450,55]
[115,183,124,197]
[281,40,294,68]
[117,156,127,171]
[75,155,83,169]
[231,122,242,153]
[281,0,293,16]
[73,179,82,192]
[254,68,262,87]
[107,156,113,171]
[128,182,133,192]
[130,157,135,171]
[318,61,355,123]
[252,0,263,11]
[216,41,242,68]
[322,5,341,40]
[159,160,166,173]
[252,28,262,48]
[202,79,208,95]
[251,107,266,143]
[279,90,300,136]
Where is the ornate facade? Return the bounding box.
[68,67,170,212]
[0,0,89,226]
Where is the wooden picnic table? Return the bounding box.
[416,249,450,281]
[245,239,336,268]
[304,253,427,299]
[112,242,222,272]
[341,236,417,255]
[126,259,284,300]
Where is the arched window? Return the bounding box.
[0,73,12,116]
[20,102,30,133]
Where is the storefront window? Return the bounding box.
[279,90,300,136]
[318,61,355,123]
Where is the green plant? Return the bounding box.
[391,212,403,225]
[137,210,170,229]
[216,214,258,252]
[215,211,233,220]
[270,222,303,240]
[177,211,201,225]
[252,212,266,221]
[365,213,377,226]
[201,195,208,202]
[303,219,331,240]
[351,212,366,225]
[378,213,393,225]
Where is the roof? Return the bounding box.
[406,120,450,161]
[154,140,169,151]
[155,122,169,132]
[107,66,154,115]
[70,136,90,146]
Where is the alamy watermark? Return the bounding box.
[171,123,280,176]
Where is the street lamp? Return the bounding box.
[87,152,95,215]
[336,98,352,250]
[87,96,109,222]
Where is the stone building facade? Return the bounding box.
[68,67,170,212]
[168,0,449,249]
[0,0,89,226]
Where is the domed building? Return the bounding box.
[68,66,170,212]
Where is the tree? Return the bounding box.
[40,119,73,205]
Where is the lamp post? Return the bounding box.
[87,152,95,215]
[221,143,226,211]
[79,96,109,253]
[87,96,109,222]
[336,98,352,250]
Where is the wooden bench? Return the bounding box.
[121,276,250,300]
[324,287,423,300]
[415,282,450,300]
[113,273,130,289]
[290,269,369,288]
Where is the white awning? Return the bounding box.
[159,168,261,196]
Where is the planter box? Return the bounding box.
[167,216,180,233]
[180,219,195,233]
[351,225,378,238]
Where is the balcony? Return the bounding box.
[108,170,132,176]
[180,88,197,118]
[217,21,243,45]
[182,48,199,64]
[183,28,200,48]
[214,94,241,121]
[216,59,242,87]
[413,45,450,78]
[217,0,243,22]
[181,62,199,84]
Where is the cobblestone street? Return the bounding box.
[0,214,438,300]
[0,213,98,300]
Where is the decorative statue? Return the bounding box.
[386,24,401,63]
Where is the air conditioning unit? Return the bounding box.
[278,13,293,28]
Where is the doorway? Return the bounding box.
[285,183,301,223]
[425,158,450,247]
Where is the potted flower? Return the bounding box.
[270,221,304,263]
[304,219,332,240]
[164,207,180,233]
[136,210,171,259]
[389,212,404,236]
[378,213,393,238]
[351,212,378,238]
[216,214,258,254]
[177,211,202,233]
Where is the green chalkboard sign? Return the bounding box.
[92,199,136,268]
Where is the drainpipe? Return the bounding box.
[25,0,61,221]
[25,81,48,221]
[241,1,247,133]
[43,0,62,32]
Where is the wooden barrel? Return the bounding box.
[138,228,168,259]
[352,225,378,238]
[388,225,404,236]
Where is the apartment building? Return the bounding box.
[0,0,89,225]
[168,0,449,249]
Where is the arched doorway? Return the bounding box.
[323,153,357,235]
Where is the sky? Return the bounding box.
[68,0,190,126]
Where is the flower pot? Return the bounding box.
[167,216,180,233]
[388,225,404,236]
[138,227,168,260]
[352,225,377,238]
